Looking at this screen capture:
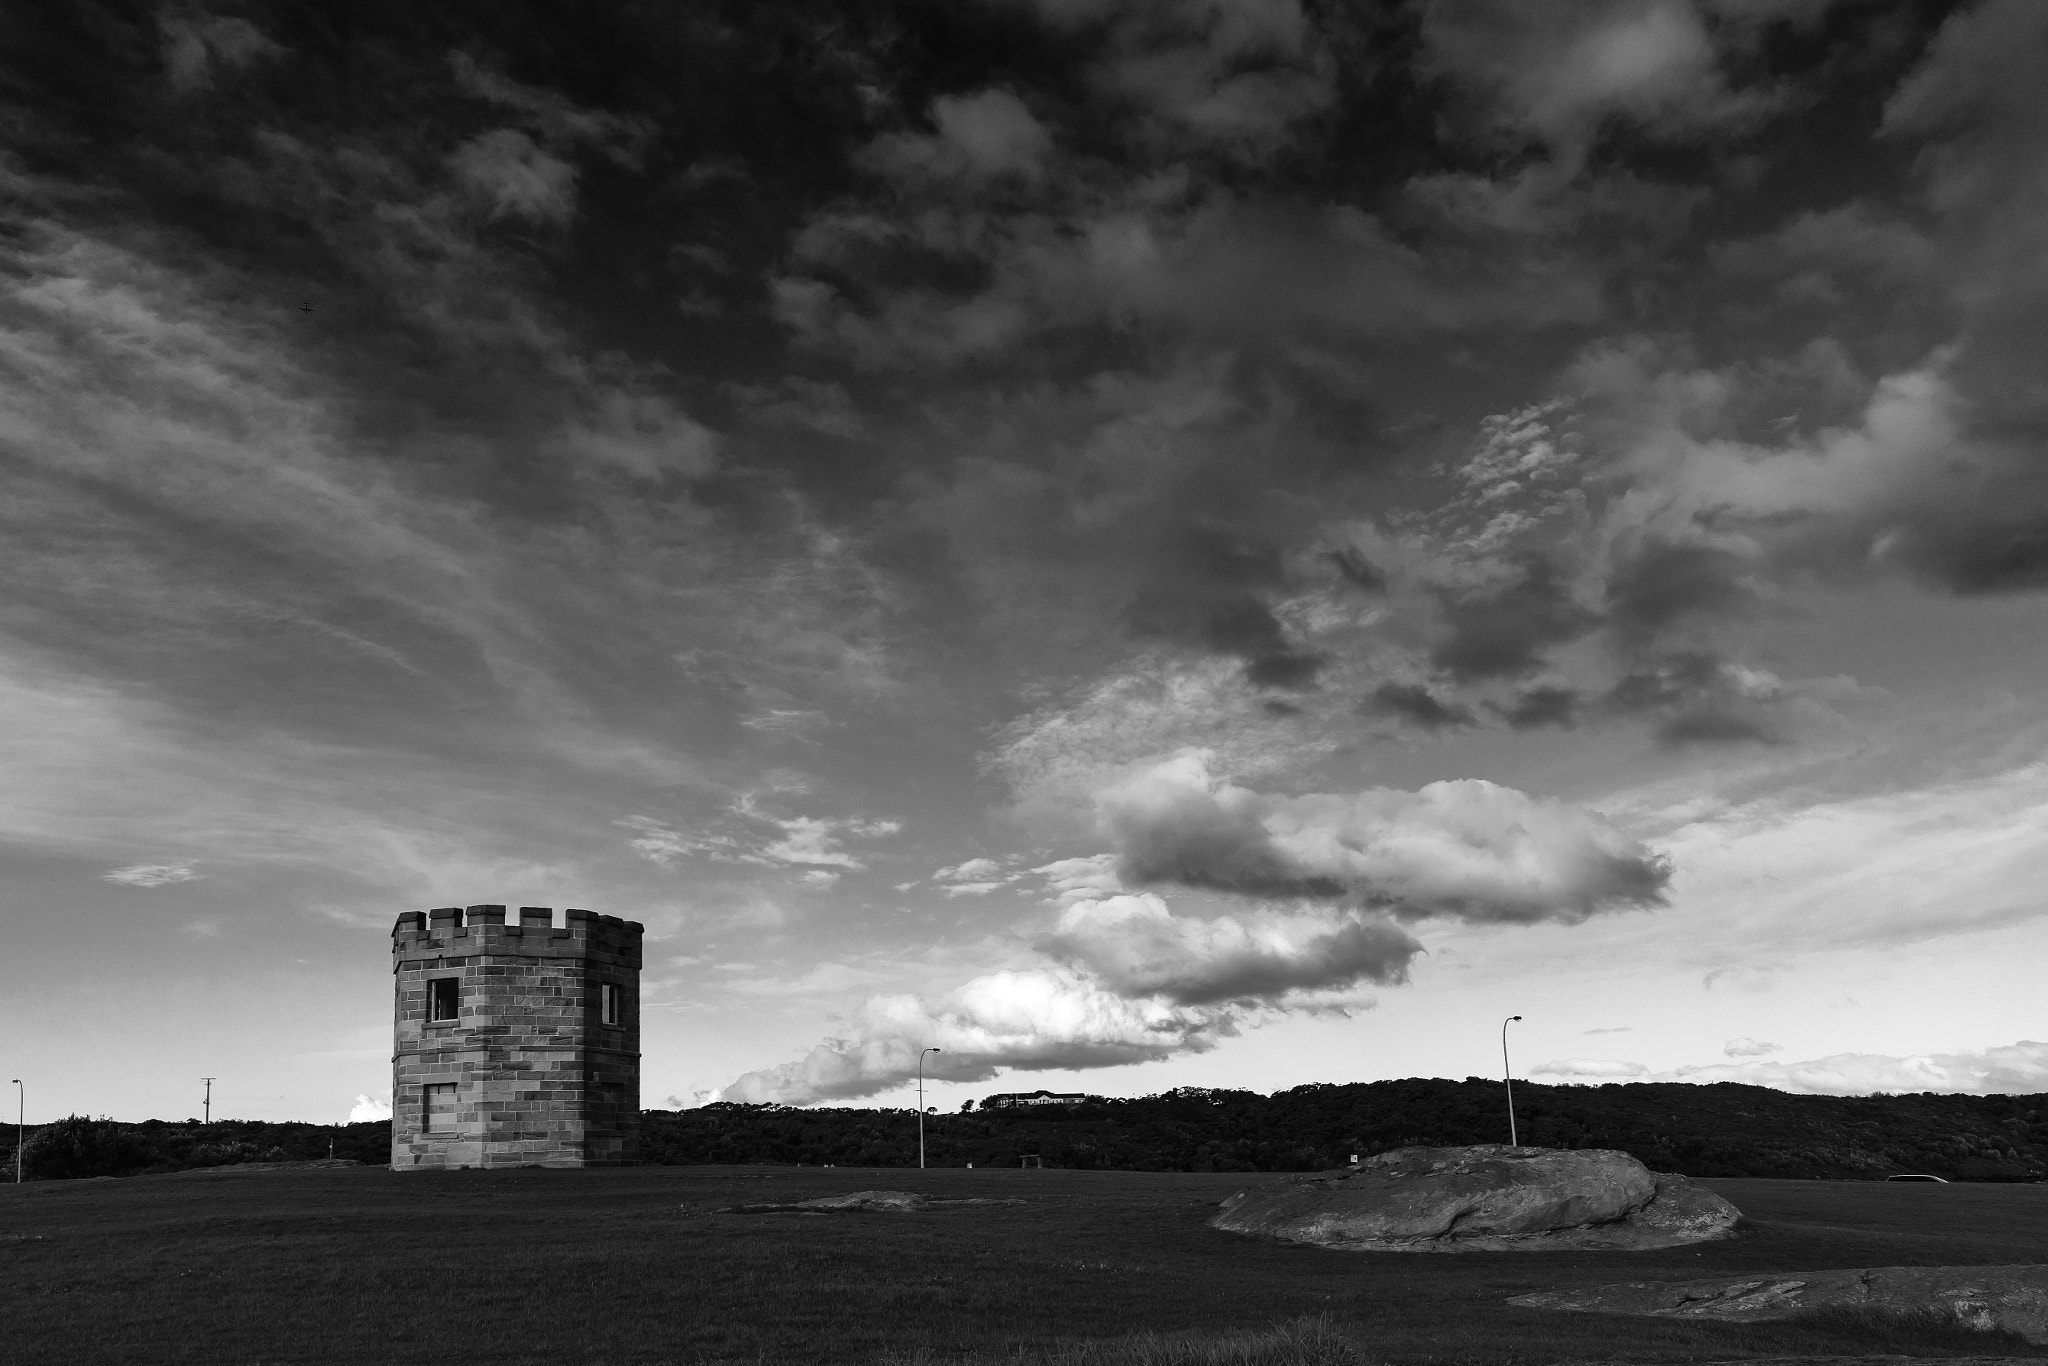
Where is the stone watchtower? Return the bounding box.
[390,905,642,1169]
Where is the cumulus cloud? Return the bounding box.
[1710,202,1939,305]
[1532,1039,2048,1095]
[1025,0,1337,158]
[717,967,1232,1105]
[720,876,1417,1104]
[451,129,580,226]
[1096,749,1670,921]
[1581,351,2048,605]
[159,11,284,94]
[1034,854,1127,905]
[104,861,200,887]
[862,89,1053,184]
[1423,0,1775,168]
[1041,893,1421,1005]
[447,51,648,160]
[348,1093,393,1122]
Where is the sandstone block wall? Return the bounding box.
[391,905,642,1170]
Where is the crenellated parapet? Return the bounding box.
[391,906,643,971]
[389,903,642,1171]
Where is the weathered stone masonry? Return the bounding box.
[390,905,641,1169]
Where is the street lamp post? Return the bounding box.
[917,1048,940,1170]
[10,1080,21,1184]
[1502,1016,1523,1147]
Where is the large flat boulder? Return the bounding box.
[719,1190,1025,1214]
[1508,1264,2048,1343]
[1213,1145,1740,1252]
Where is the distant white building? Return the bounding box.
[982,1089,1093,1108]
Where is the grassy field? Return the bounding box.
[1,1165,2044,1365]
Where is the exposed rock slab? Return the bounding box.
[1212,1145,1740,1252]
[1508,1265,2048,1343]
[722,1190,1024,1214]
[792,1190,929,1212]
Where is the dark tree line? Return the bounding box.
[7,1080,2043,1180]
[641,1079,2048,1181]
[0,1116,391,1180]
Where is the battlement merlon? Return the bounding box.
[390,906,644,969]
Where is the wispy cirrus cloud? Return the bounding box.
[620,801,900,874]
[104,861,200,887]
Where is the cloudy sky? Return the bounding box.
[6,0,2047,1124]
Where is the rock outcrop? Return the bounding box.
[1212,1144,1741,1252]
[722,1190,1024,1214]
[1507,1264,2048,1343]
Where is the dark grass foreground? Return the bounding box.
[2,1167,2044,1365]
[877,1309,2040,1365]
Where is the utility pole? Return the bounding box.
[202,1077,216,1125]
[10,1080,20,1184]
[917,1048,941,1170]
[1502,1016,1523,1147]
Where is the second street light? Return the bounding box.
[917,1047,940,1170]
[1502,1015,1523,1148]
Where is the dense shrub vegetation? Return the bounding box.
[642,1079,2048,1181]
[0,1115,391,1179]
[4,1079,2041,1180]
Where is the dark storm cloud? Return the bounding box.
[1497,684,1581,730]
[1329,546,1389,592]
[1549,0,2048,627]
[1041,894,1422,1006]
[1430,559,1596,682]
[1365,681,1475,731]
[1602,534,1757,640]
[1123,526,1329,690]
[1123,588,1328,692]
[1606,652,1781,747]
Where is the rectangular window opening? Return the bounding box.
[428,977,459,1022]
[600,982,623,1027]
[423,1083,457,1134]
